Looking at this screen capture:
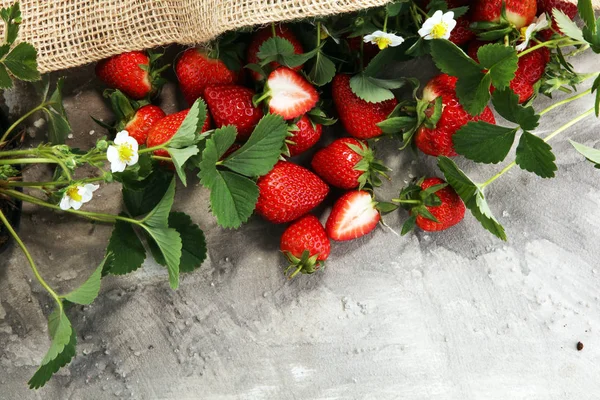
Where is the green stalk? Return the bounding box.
[539,88,593,116]
[518,37,583,58]
[479,108,595,189]
[383,13,389,33]
[0,104,46,144]
[0,157,58,165]
[3,176,104,188]
[0,188,141,225]
[0,208,63,311]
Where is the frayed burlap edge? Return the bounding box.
[0,0,392,73]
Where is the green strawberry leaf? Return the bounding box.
[553,9,585,42]
[307,52,336,86]
[437,156,506,240]
[477,44,518,89]
[492,88,540,130]
[257,37,317,68]
[455,72,493,116]
[142,225,182,289]
[103,217,146,275]
[0,63,11,89]
[349,74,396,103]
[142,177,176,228]
[570,140,600,167]
[28,309,76,389]
[1,3,21,46]
[167,145,199,186]
[108,89,135,121]
[222,113,288,177]
[578,0,596,32]
[429,39,482,78]
[199,126,259,228]
[3,42,40,82]
[63,255,107,304]
[168,212,207,273]
[123,168,174,216]
[453,122,517,164]
[515,131,557,178]
[167,98,208,148]
[592,74,600,117]
[45,77,71,145]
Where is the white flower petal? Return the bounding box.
[447,19,457,32]
[127,152,139,166]
[110,159,127,173]
[71,200,83,210]
[60,195,71,210]
[430,10,444,22]
[84,184,100,193]
[441,11,455,23]
[124,136,139,151]
[114,130,130,145]
[106,145,119,163]
[515,42,527,52]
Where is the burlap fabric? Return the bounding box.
[0,0,392,73]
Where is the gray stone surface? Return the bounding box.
[1,49,600,400]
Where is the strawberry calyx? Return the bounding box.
[346,140,390,189]
[140,50,170,98]
[206,31,245,73]
[93,89,149,133]
[392,177,448,234]
[283,250,324,279]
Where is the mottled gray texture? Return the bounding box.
[1,50,600,400]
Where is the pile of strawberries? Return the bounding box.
[94,0,578,277]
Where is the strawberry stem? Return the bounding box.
[539,86,594,116]
[383,13,388,33]
[271,22,277,38]
[479,107,595,189]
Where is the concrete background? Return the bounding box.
[1,48,600,399]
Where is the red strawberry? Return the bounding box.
[472,0,537,29]
[415,74,496,156]
[175,48,239,105]
[265,68,319,120]
[332,74,398,140]
[311,138,387,190]
[398,178,465,232]
[204,85,263,141]
[124,105,166,145]
[247,25,304,80]
[96,51,161,99]
[256,161,329,224]
[146,109,211,157]
[288,115,322,157]
[326,190,380,241]
[280,214,331,278]
[450,16,476,46]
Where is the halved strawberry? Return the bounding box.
[263,67,318,120]
[326,190,380,241]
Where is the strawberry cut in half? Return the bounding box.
[394,177,465,233]
[280,214,331,278]
[326,190,380,241]
[258,67,319,120]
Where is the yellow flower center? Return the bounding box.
[66,186,82,202]
[320,30,329,40]
[431,22,448,39]
[118,143,134,162]
[520,26,528,40]
[375,37,392,50]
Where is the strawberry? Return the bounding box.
[280,214,331,278]
[175,48,239,106]
[146,109,211,157]
[450,16,476,46]
[326,190,380,241]
[472,0,537,29]
[247,25,304,80]
[264,68,319,120]
[415,74,496,156]
[311,138,388,190]
[256,161,329,224]
[204,85,263,141]
[96,51,165,100]
[124,105,166,145]
[287,115,322,157]
[397,178,465,232]
[332,74,398,140]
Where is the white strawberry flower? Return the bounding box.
[515,14,550,52]
[106,130,139,173]
[418,10,457,40]
[364,30,405,50]
[60,184,100,210]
